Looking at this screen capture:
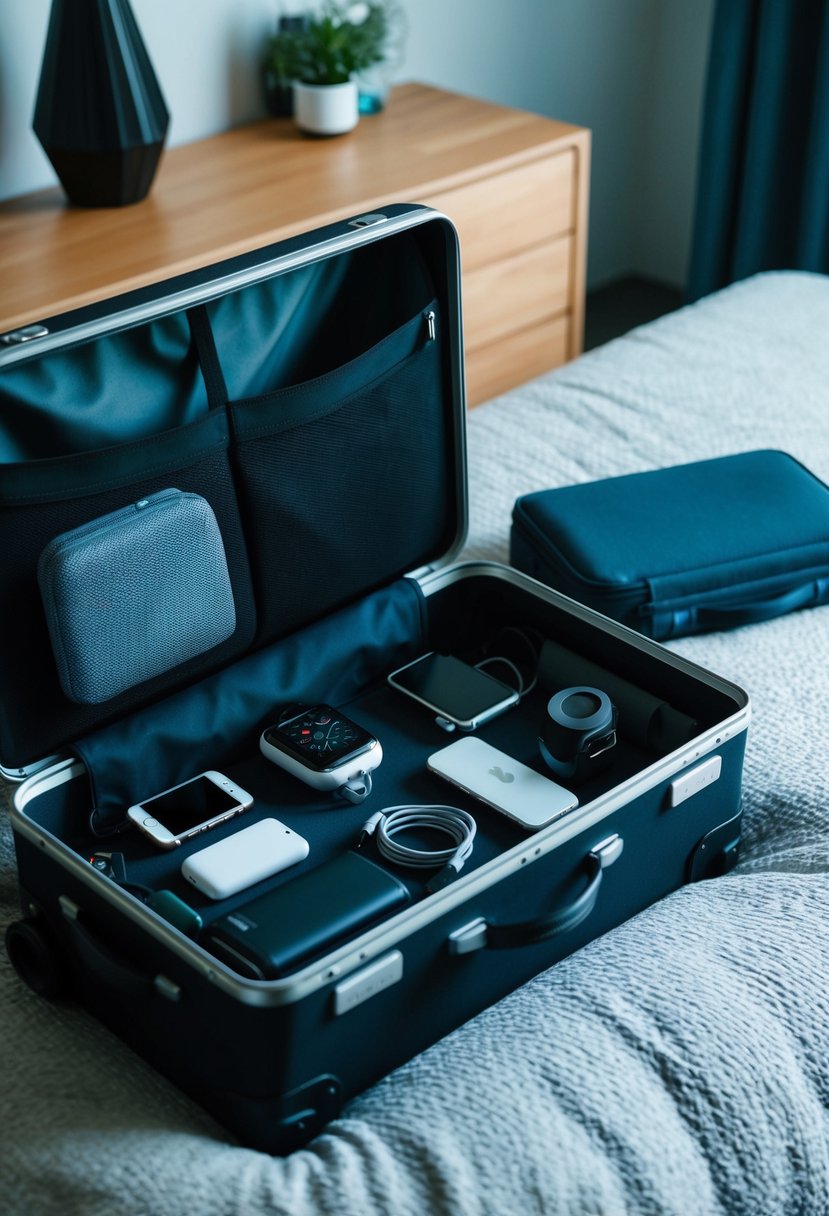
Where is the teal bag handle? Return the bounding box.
[661,577,829,638]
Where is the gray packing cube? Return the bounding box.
[37,488,236,704]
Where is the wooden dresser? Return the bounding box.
[0,83,589,406]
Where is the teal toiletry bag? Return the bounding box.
[511,450,829,641]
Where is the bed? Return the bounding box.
[3,270,829,1215]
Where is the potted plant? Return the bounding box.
[264,3,389,136]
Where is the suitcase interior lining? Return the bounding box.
[0,232,435,463]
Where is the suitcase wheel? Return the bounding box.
[5,917,68,1000]
[689,809,743,881]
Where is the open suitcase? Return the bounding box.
[2,205,749,1153]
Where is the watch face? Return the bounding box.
[264,706,376,773]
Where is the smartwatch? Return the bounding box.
[539,686,617,786]
[260,704,382,804]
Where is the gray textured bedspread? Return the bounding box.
[3,272,829,1215]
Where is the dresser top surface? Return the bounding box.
[0,82,586,334]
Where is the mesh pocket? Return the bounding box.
[230,302,452,642]
[0,413,255,766]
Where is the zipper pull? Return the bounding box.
[424,309,436,341]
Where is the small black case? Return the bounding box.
[511,450,829,640]
[206,852,410,979]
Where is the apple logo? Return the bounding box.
[489,765,515,784]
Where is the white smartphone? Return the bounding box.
[181,817,310,900]
[388,652,520,731]
[127,770,254,850]
[428,737,578,832]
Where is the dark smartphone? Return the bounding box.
[387,652,520,730]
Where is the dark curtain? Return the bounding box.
[687,0,829,301]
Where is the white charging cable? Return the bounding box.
[475,654,526,695]
[475,624,542,701]
[359,804,477,893]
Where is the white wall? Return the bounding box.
[0,0,714,289]
[401,0,651,288]
[632,0,716,284]
[399,0,715,288]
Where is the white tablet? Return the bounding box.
[428,737,578,832]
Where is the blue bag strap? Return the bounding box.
[655,577,829,639]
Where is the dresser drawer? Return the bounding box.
[425,152,575,271]
[466,315,570,407]
[463,235,571,350]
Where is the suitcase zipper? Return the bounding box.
[425,309,436,341]
[39,488,183,560]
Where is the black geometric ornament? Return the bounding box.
[33,0,170,208]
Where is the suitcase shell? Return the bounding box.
[2,205,749,1153]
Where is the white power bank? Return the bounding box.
[181,817,310,900]
[428,737,578,832]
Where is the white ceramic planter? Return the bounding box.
[293,80,359,136]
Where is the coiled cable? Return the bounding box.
[359,804,477,893]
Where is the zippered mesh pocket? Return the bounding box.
[229,302,452,642]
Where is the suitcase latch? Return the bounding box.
[332,950,403,1014]
[591,833,624,868]
[447,917,488,956]
[669,755,722,807]
[0,323,50,345]
[348,212,388,228]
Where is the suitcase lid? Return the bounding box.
[0,205,467,772]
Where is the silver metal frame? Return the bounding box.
[0,207,455,368]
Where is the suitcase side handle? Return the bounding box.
[59,896,181,1002]
[448,834,623,955]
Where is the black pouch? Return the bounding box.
[511,450,829,640]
